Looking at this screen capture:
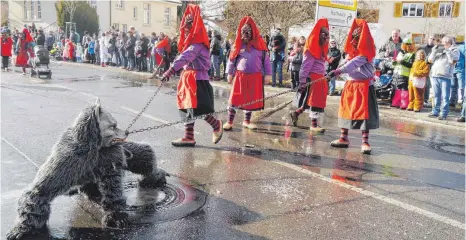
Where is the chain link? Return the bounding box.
[125,76,329,136]
[125,85,162,134]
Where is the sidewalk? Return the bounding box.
[58,61,466,131]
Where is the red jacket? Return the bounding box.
[1,37,13,56]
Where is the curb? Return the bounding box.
[57,61,465,131]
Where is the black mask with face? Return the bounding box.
[241,24,252,44]
[319,27,329,46]
[183,14,193,38]
[351,27,362,47]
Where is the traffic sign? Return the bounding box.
[316,6,357,28]
[318,0,357,11]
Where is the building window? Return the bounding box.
[88,0,96,8]
[122,24,127,33]
[37,0,41,19]
[112,23,119,31]
[412,33,425,45]
[164,7,171,26]
[30,0,34,19]
[143,3,150,24]
[402,3,424,17]
[24,0,28,20]
[439,2,452,17]
[116,0,123,9]
[132,7,137,19]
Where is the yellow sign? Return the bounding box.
[318,0,358,11]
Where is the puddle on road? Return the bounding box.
[56,75,102,82]
[6,84,70,92]
[110,74,161,89]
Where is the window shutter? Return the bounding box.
[431,2,440,18]
[394,2,403,17]
[424,3,431,17]
[452,2,461,17]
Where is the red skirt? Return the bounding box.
[338,80,370,120]
[177,70,198,109]
[229,71,264,111]
[15,48,32,68]
[306,73,328,109]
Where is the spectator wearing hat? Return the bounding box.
[391,37,415,109]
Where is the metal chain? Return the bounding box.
[124,60,169,134]
[125,85,162,134]
[125,76,329,136]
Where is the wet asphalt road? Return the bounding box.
[1,62,465,240]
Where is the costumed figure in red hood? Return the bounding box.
[327,19,379,154]
[222,16,272,131]
[161,4,223,147]
[149,33,171,79]
[290,18,330,133]
[15,28,34,74]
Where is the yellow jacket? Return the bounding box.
[409,60,430,80]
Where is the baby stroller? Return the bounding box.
[374,58,395,100]
[30,45,52,79]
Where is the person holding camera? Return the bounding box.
[428,36,460,120]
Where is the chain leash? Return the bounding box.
[124,85,162,134]
[125,75,330,136]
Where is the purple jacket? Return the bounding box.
[338,56,375,84]
[226,44,272,75]
[172,43,210,80]
[299,51,326,84]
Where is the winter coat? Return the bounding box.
[327,47,341,72]
[141,36,149,55]
[290,49,303,72]
[125,35,136,56]
[378,37,402,58]
[35,33,46,46]
[410,60,430,79]
[429,45,460,79]
[45,34,55,48]
[268,33,286,62]
[1,37,13,56]
[210,37,220,56]
[393,50,415,85]
[455,43,465,73]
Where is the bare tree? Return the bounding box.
[62,0,78,23]
[224,1,316,39]
[1,0,8,26]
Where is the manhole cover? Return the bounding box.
[124,181,183,212]
[123,176,207,224]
